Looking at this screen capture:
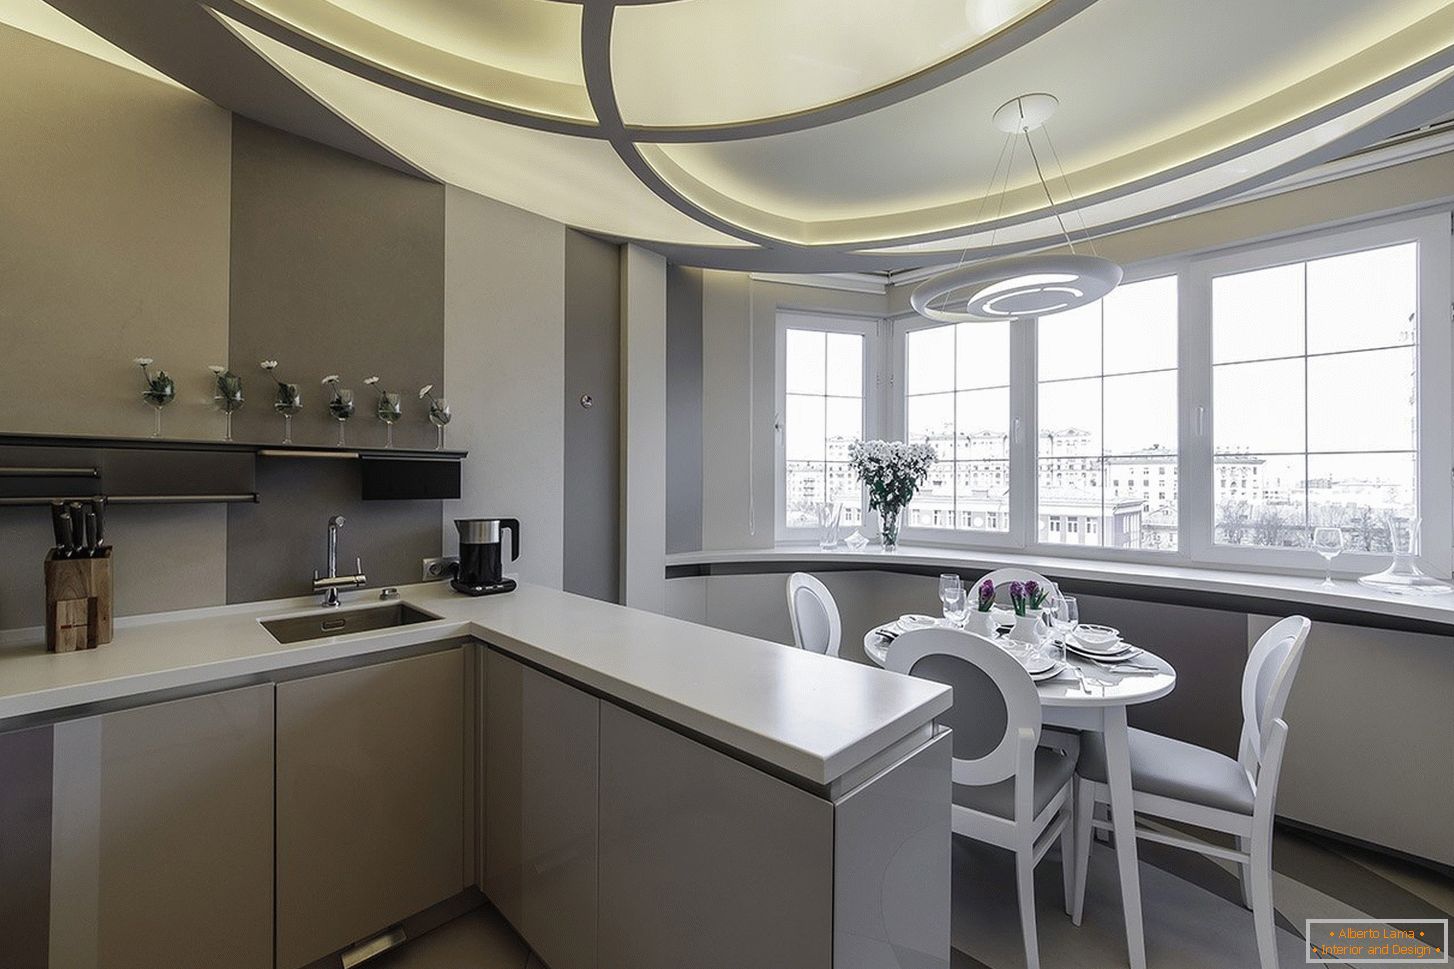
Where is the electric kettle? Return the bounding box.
[451,518,520,596]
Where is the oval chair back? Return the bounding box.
[977,568,1060,609]
[786,572,842,657]
[1239,615,1311,776]
[887,628,1041,787]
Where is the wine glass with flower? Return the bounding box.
[134,357,175,438]
[322,375,355,446]
[419,384,451,450]
[366,376,402,448]
[208,365,244,442]
[260,360,302,444]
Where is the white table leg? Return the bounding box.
[1102,706,1147,969]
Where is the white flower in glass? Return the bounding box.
[366,377,402,447]
[135,356,174,437]
[847,440,937,552]
[322,375,355,445]
[207,365,244,441]
[260,360,301,443]
[419,383,451,450]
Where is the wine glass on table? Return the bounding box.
[1312,526,1343,590]
[1050,595,1079,665]
[938,574,964,626]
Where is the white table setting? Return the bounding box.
[863,573,1177,969]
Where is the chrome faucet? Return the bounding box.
[313,514,367,607]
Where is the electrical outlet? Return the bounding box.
[422,556,457,582]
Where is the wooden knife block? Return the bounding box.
[44,548,113,652]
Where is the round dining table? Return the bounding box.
[864,622,1176,969]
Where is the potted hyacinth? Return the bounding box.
[1007,579,1052,644]
[966,578,998,636]
[846,440,937,552]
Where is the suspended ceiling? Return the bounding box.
[24,0,1454,270]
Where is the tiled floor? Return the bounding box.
[379,828,1450,969]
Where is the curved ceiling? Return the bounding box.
[65,0,1454,268]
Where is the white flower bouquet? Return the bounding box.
[847,440,937,551]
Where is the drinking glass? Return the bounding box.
[815,501,843,550]
[328,388,355,446]
[1050,595,1079,664]
[1312,526,1343,589]
[428,397,452,450]
[274,383,302,444]
[377,391,402,448]
[943,586,968,627]
[938,574,964,624]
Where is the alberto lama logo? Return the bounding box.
[1307,919,1448,964]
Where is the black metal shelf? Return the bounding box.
[0,432,465,461]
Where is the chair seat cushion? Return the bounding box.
[953,747,1076,820]
[1078,728,1255,816]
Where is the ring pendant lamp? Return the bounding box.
[911,93,1122,324]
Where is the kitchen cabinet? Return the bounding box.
[597,702,836,969]
[484,649,599,969]
[0,684,274,969]
[275,648,469,969]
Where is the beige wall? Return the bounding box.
[0,24,232,440]
[443,185,566,589]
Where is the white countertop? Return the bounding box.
[0,582,950,786]
[666,546,1454,627]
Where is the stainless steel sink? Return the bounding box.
[262,603,441,645]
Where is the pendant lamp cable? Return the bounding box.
[1024,129,1076,255]
[1041,124,1099,257]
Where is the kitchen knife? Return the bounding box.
[58,512,74,559]
[83,510,98,557]
[68,502,85,558]
[50,502,68,553]
[91,497,106,551]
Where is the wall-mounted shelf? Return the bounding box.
[0,432,465,505]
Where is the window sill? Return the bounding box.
[663,544,1454,633]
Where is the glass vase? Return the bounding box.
[879,505,901,552]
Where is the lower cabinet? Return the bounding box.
[275,648,469,969]
[0,684,275,969]
[597,702,836,969]
[484,649,599,969]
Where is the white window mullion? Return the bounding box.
[1182,263,1214,563]
[1010,316,1037,551]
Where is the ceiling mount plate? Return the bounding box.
[992,92,1060,134]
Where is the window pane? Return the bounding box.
[1214,454,1308,547]
[1037,301,1100,381]
[956,320,1010,389]
[907,392,954,457]
[1104,370,1177,455]
[907,461,955,528]
[1038,458,1103,548]
[1307,452,1415,551]
[1038,378,1101,456]
[906,325,954,395]
[1212,263,1304,364]
[784,393,825,461]
[1104,276,1177,374]
[1213,359,1304,454]
[824,397,863,459]
[956,459,1009,532]
[825,332,863,397]
[1106,454,1179,551]
[785,463,824,528]
[1307,243,1417,354]
[785,328,825,394]
[1307,347,1415,453]
[825,461,862,523]
[955,387,1009,440]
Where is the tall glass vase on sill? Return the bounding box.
[879,506,901,553]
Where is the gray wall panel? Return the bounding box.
[227,117,445,451]
[562,230,621,602]
[226,458,440,603]
[665,266,704,554]
[0,725,52,969]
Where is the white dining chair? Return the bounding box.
[888,628,1078,969]
[1070,615,1312,969]
[977,567,1061,606]
[786,572,842,657]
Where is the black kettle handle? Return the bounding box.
[501,518,520,562]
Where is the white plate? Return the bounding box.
[1029,660,1066,682]
[1067,633,1128,656]
[1067,641,1142,661]
[897,614,937,632]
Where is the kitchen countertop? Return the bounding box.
[0,582,950,786]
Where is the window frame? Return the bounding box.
[888,312,1032,551]
[876,212,1451,577]
[774,310,884,544]
[1184,213,1452,577]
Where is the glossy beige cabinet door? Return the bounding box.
[47,684,275,969]
[597,702,834,969]
[276,648,468,969]
[484,648,599,969]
